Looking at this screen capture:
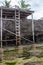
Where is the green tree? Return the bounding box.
[2,0,11,8]
[19,0,30,9]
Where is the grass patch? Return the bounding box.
[35,44,43,49]
[23,56,31,60]
[4,49,19,56]
[5,62,17,65]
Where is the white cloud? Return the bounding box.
[11,0,19,6]
[29,0,43,19]
[33,9,43,19]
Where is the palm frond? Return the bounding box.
[18,0,30,9]
[1,0,11,7]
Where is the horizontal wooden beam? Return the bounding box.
[0,39,15,42]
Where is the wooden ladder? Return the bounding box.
[15,10,21,45]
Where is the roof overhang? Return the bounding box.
[0,7,34,18]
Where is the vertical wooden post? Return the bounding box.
[0,8,3,61]
[1,8,3,48]
[31,13,35,42]
[31,13,36,50]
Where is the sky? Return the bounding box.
[0,0,43,19]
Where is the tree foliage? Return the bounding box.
[19,0,30,9]
[2,0,11,7]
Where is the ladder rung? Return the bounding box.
[16,18,20,20]
[15,22,20,24]
[16,28,20,30]
[15,24,20,26]
[16,32,20,34]
[15,11,20,14]
[16,25,20,28]
[16,17,20,19]
[15,13,19,15]
[15,19,20,21]
[16,39,20,41]
[15,23,19,24]
[16,33,20,35]
[15,21,20,23]
[16,35,20,36]
[16,15,19,17]
[16,29,20,31]
[16,27,20,29]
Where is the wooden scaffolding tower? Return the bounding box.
[0,7,34,47]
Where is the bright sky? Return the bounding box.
[0,0,43,19]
